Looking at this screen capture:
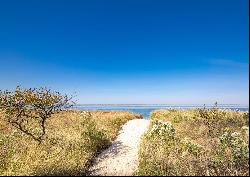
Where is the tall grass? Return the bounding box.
[0,110,142,176]
[137,108,249,176]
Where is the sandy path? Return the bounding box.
[88,119,150,176]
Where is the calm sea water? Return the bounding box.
[73,104,249,119]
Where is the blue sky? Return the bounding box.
[0,0,249,104]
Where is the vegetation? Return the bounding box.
[0,110,141,176]
[0,86,73,143]
[0,86,142,176]
[1,87,248,176]
[137,108,249,176]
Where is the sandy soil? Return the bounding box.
[88,119,150,176]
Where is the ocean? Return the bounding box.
[73,104,249,119]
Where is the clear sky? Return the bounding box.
[0,0,249,104]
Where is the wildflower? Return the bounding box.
[149,119,176,138]
[231,132,241,138]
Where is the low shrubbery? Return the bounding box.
[0,87,142,175]
[0,110,141,176]
[137,108,249,176]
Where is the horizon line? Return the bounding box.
[74,103,249,106]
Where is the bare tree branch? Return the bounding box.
[0,86,75,143]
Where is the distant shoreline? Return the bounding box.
[74,104,249,107]
[71,105,249,119]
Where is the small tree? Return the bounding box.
[0,86,74,143]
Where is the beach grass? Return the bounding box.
[136,108,249,176]
[0,110,142,176]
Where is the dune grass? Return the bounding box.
[137,108,249,176]
[0,110,142,176]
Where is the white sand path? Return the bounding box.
[88,119,150,176]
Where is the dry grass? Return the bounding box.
[0,110,142,176]
[137,108,249,176]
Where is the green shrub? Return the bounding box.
[148,119,176,139]
[213,130,249,170]
[80,111,109,153]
